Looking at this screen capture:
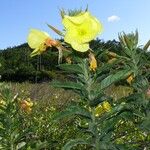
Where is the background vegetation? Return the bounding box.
[0,39,123,82]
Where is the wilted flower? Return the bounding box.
[127,74,134,84]
[89,52,97,71]
[62,11,103,52]
[20,98,33,114]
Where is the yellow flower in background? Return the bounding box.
[62,11,103,52]
[94,104,103,117]
[102,101,111,112]
[27,29,51,57]
[20,98,33,114]
[0,99,6,106]
[94,101,111,117]
[126,74,134,84]
[89,52,97,71]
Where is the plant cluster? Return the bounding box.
[26,8,150,149]
[0,8,150,150]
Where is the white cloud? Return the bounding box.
[107,15,120,22]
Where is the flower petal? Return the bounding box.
[71,42,89,52]
[27,29,50,49]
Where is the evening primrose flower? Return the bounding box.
[27,29,50,57]
[28,29,60,57]
[62,11,103,52]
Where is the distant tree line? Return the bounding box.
[0,43,60,82]
[1,39,148,82]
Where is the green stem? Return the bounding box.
[91,109,99,150]
[81,59,100,149]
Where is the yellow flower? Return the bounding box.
[89,52,97,71]
[126,74,134,84]
[62,11,103,52]
[94,104,104,117]
[102,101,111,112]
[20,98,33,114]
[27,29,52,57]
[94,101,111,117]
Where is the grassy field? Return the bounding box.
[8,82,79,108]
[0,82,149,149]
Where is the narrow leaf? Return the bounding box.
[100,69,132,90]
[52,81,83,90]
[47,24,64,36]
[62,139,88,150]
[59,64,83,74]
[53,105,91,121]
[143,40,150,51]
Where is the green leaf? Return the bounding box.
[97,59,122,75]
[143,40,150,51]
[100,69,132,90]
[123,33,133,50]
[140,112,150,131]
[52,80,83,90]
[134,29,138,47]
[16,142,26,150]
[62,139,88,150]
[35,141,49,150]
[47,24,64,36]
[58,64,83,74]
[53,105,91,121]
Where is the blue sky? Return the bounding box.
[0,0,150,49]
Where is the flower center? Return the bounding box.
[78,29,86,36]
